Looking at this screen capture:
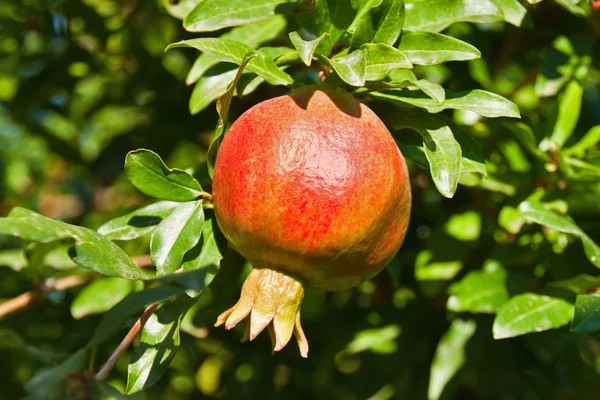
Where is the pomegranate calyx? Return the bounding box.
[214,267,309,358]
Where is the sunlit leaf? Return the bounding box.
[126,297,190,393]
[398,31,480,66]
[448,263,510,313]
[167,39,292,86]
[362,43,412,81]
[404,0,504,32]
[98,201,180,241]
[493,293,574,339]
[289,32,332,66]
[150,201,205,276]
[428,319,476,400]
[315,0,356,44]
[0,208,145,280]
[519,200,600,268]
[186,15,286,85]
[184,0,295,32]
[70,277,134,319]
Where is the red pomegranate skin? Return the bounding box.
[212,85,411,291]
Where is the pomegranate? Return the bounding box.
[212,85,411,357]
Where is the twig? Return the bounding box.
[0,254,153,319]
[0,274,94,319]
[95,301,161,381]
[132,254,153,268]
[199,192,213,202]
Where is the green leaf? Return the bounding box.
[323,49,367,87]
[207,53,257,177]
[571,294,600,333]
[549,80,583,149]
[182,218,226,273]
[398,31,481,66]
[167,38,292,86]
[384,109,462,198]
[403,0,504,32]
[150,201,205,276]
[126,297,189,394]
[498,206,526,234]
[448,263,510,313]
[373,89,520,118]
[0,208,145,280]
[535,34,592,97]
[504,122,548,160]
[345,324,401,354]
[98,202,180,241]
[189,68,238,115]
[186,15,287,85]
[386,70,445,104]
[350,0,405,47]
[184,0,295,32]
[445,211,482,241]
[549,274,600,293]
[70,277,134,319]
[564,125,600,156]
[493,293,574,339]
[162,0,202,20]
[25,348,88,400]
[415,249,463,281]
[125,149,202,202]
[289,32,332,66]
[490,0,529,26]
[362,43,412,81]
[315,0,356,44]
[88,285,185,346]
[428,319,476,400]
[519,200,600,268]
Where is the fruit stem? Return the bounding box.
[214,267,309,357]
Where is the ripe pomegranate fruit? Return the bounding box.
[212,85,411,357]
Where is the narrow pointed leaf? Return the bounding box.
[98,201,180,241]
[289,32,332,66]
[326,49,367,87]
[404,0,504,32]
[493,293,574,339]
[491,0,529,26]
[167,39,292,86]
[207,53,257,177]
[572,294,600,333]
[184,0,295,32]
[519,200,600,267]
[88,285,186,346]
[398,31,481,65]
[70,277,134,319]
[150,201,205,276]
[186,15,286,85]
[428,320,476,400]
[126,297,189,394]
[0,208,145,280]
[315,0,356,44]
[372,89,520,118]
[550,80,583,148]
[448,265,510,313]
[125,149,202,202]
[383,110,462,198]
[363,43,412,81]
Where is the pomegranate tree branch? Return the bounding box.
[95,301,161,381]
[0,274,93,319]
[0,254,153,319]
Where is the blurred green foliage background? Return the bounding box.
[2,0,600,399]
